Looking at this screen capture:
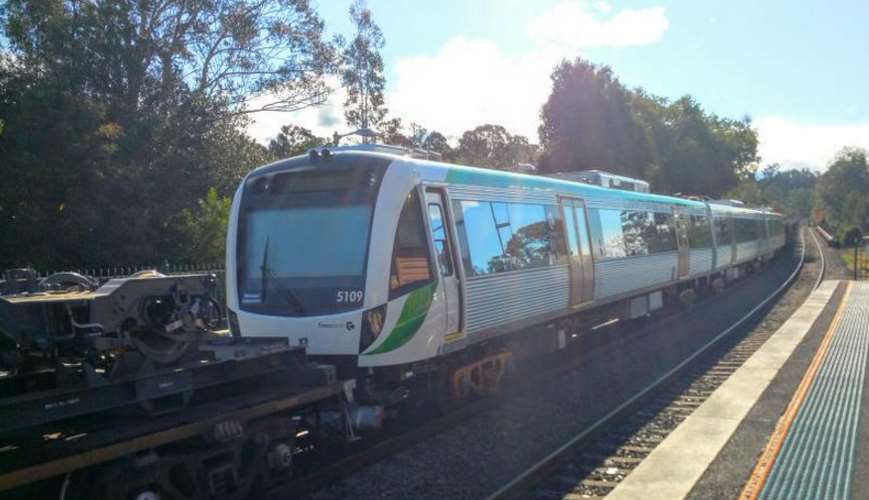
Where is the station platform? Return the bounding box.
[606,280,869,500]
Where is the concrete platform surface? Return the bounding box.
[606,280,843,500]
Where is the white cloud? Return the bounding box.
[246,1,669,144]
[388,37,564,140]
[246,76,350,144]
[526,1,668,49]
[593,1,613,14]
[756,117,869,172]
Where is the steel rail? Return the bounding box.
[486,227,821,500]
[810,227,825,290]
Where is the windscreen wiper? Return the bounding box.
[260,236,270,303]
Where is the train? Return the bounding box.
[225,144,787,407]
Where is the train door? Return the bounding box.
[675,208,690,279]
[561,198,595,305]
[729,217,738,264]
[425,189,461,336]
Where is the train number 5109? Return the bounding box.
[336,290,364,303]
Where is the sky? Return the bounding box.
[248,0,869,172]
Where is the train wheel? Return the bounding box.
[434,367,462,415]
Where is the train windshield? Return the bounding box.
[237,164,383,316]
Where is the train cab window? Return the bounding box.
[428,203,453,276]
[390,190,433,297]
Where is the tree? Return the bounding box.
[402,122,455,160]
[2,0,336,116]
[377,116,412,147]
[167,188,232,264]
[628,92,759,197]
[339,0,385,136]
[269,125,324,159]
[457,124,536,170]
[538,58,650,177]
[0,0,332,269]
[420,130,455,161]
[646,97,758,196]
[536,57,760,197]
[814,147,869,241]
[726,165,817,218]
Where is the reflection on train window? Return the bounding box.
[389,190,433,297]
[652,212,677,252]
[596,209,678,259]
[454,200,561,276]
[620,210,651,256]
[734,218,759,243]
[428,203,453,276]
[689,215,713,248]
[597,209,626,258]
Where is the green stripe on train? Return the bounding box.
[364,282,435,355]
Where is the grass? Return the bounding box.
[841,250,869,278]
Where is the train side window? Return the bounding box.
[459,200,506,275]
[597,209,626,259]
[735,218,756,243]
[427,203,453,276]
[390,190,433,297]
[453,200,563,276]
[652,212,677,252]
[689,215,713,248]
[620,210,651,256]
[714,217,731,244]
[504,203,554,270]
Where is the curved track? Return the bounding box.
[487,227,824,500]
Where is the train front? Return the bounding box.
[225,150,443,376]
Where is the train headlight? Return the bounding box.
[227,308,241,338]
[359,304,387,353]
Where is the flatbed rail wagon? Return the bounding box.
[0,270,349,500]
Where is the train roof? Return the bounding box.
[251,148,781,218]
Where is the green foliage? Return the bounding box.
[167,188,232,264]
[635,95,759,196]
[814,147,869,241]
[456,124,537,170]
[339,0,386,131]
[0,0,333,269]
[726,164,817,218]
[538,58,650,178]
[537,58,759,197]
[268,125,325,159]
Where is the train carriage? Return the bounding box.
[226,145,786,404]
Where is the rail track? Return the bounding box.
[487,227,824,500]
[273,230,815,500]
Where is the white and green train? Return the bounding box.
[225,144,786,404]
